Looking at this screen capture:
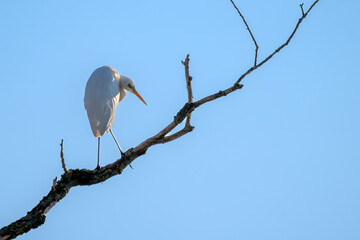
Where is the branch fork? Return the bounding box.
[162,54,194,143]
[300,3,305,17]
[230,0,259,66]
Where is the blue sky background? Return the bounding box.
[1,0,359,239]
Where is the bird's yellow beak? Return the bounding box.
[133,89,147,105]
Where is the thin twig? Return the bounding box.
[230,0,259,66]
[182,54,193,104]
[60,139,67,173]
[182,54,193,127]
[161,124,194,143]
[163,54,195,142]
[300,3,305,17]
[52,177,57,191]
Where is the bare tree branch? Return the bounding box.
[60,139,67,173]
[183,55,193,127]
[231,0,320,87]
[300,3,305,17]
[162,54,195,143]
[230,0,259,66]
[0,1,320,239]
[182,54,193,104]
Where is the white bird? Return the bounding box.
[84,66,146,169]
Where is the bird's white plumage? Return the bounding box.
[84,65,146,168]
[84,66,122,137]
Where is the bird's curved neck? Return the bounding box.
[119,75,130,89]
[118,75,128,102]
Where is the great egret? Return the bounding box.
[84,66,146,169]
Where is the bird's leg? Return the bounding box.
[110,129,133,168]
[96,137,100,170]
[109,128,124,156]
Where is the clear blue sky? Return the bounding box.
[1,0,359,239]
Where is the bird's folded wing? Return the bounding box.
[84,67,120,137]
